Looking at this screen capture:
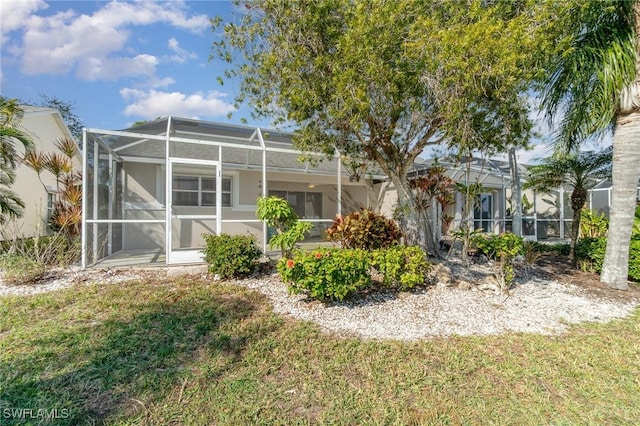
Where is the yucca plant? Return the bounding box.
[54,137,78,159]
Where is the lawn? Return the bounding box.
[1,276,639,425]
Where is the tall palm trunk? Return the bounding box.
[569,186,587,265]
[601,112,640,290]
[601,2,640,290]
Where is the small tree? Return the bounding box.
[524,148,612,264]
[23,137,82,239]
[410,164,454,256]
[256,196,313,258]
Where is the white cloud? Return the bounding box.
[0,0,48,36]
[120,88,235,119]
[10,0,209,80]
[77,54,158,81]
[167,37,198,64]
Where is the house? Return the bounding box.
[83,116,584,268]
[4,106,80,239]
[82,117,386,267]
[588,179,640,217]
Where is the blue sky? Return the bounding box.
[0,0,264,130]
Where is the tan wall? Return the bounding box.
[5,110,80,239]
[117,166,370,250]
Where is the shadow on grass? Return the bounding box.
[0,280,278,425]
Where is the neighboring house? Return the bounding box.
[4,106,79,239]
[588,179,640,217]
[388,156,574,242]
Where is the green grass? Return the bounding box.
[1,277,639,425]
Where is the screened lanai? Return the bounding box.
[413,156,576,241]
[81,117,383,268]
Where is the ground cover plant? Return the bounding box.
[1,277,639,425]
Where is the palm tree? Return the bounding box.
[0,97,33,224]
[540,1,640,290]
[524,149,612,264]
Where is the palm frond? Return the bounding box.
[54,137,78,159]
[22,150,48,174]
[541,1,635,154]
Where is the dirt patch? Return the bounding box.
[533,254,640,303]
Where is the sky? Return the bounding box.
[0,0,261,129]
[0,0,608,164]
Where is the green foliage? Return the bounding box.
[213,1,544,247]
[580,210,609,238]
[629,237,640,282]
[269,220,314,258]
[278,245,430,300]
[539,0,635,151]
[522,241,543,269]
[0,252,46,284]
[0,97,34,224]
[201,233,262,279]
[575,237,608,275]
[474,232,524,290]
[326,209,402,250]
[278,248,371,301]
[574,236,640,282]
[371,246,430,289]
[256,196,298,232]
[256,196,313,258]
[530,242,570,256]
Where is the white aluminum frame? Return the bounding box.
[81,117,370,268]
[167,157,221,264]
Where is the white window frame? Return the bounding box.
[172,175,232,207]
[46,191,57,221]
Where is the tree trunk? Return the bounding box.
[569,206,582,265]
[509,148,522,236]
[601,112,640,290]
[392,176,430,252]
[602,1,640,290]
[569,186,587,265]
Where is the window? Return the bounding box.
[46,192,57,221]
[172,175,232,207]
[269,190,322,218]
[473,193,493,232]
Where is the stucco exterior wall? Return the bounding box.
[5,108,79,239]
[116,164,372,251]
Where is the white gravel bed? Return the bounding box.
[232,271,640,341]
[2,262,638,341]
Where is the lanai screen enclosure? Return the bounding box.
[81,117,379,268]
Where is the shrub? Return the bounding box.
[256,196,313,258]
[326,208,402,250]
[269,220,314,258]
[371,246,430,289]
[201,233,262,279]
[474,232,524,290]
[575,237,607,273]
[278,248,371,301]
[0,253,46,284]
[575,237,640,282]
[580,209,609,238]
